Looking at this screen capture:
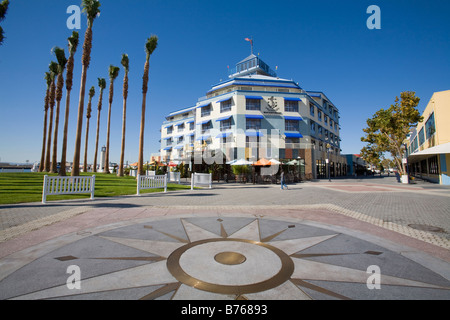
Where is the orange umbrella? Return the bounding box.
[253,158,272,166]
[130,162,138,167]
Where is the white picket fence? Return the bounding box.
[191,173,212,190]
[137,174,167,195]
[42,175,95,204]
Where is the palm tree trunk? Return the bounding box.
[51,98,61,173]
[118,73,128,177]
[44,104,54,172]
[93,107,101,173]
[72,26,92,177]
[104,99,112,174]
[83,117,90,172]
[59,90,71,176]
[39,108,48,172]
[138,92,147,176]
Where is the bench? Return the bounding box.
[191,173,212,190]
[42,175,95,204]
[137,174,167,195]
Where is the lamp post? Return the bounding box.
[297,156,301,182]
[326,143,331,182]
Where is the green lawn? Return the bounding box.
[0,172,191,205]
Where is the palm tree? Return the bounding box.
[118,54,129,177]
[44,62,58,172]
[51,47,68,173]
[138,35,158,175]
[72,0,101,177]
[83,86,95,172]
[0,0,10,46]
[93,78,106,173]
[104,65,120,174]
[39,72,52,172]
[59,31,79,176]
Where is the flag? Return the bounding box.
[245,37,253,44]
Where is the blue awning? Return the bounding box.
[245,96,263,100]
[217,97,232,103]
[163,147,172,151]
[284,116,303,121]
[216,115,232,122]
[174,145,184,150]
[163,137,172,140]
[198,103,211,109]
[284,97,301,102]
[196,135,211,141]
[186,120,195,124]
[198,119,212,125]
[174,135,184,139]
[285,132,303,138]
[245,115,264,119]
[174,122,184,127]
[186,132,195,136]
[245,131,264,137]
[164,124,173,129]
[217,132,233,138]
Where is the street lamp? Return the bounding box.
[326,143,331,182]
[297,156,301,182]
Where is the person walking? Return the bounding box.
[281,169,288,190]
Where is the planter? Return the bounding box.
[401,175,409,184]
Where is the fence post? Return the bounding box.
[164,174,167,193]
[42,175,48,204]
[137,174,141,196]
[209,173,212,189]
[90,175,96,200]
[191,173,194,190]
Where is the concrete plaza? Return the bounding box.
[0,175,449,300]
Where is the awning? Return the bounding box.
[216,115,232,122]
[198,119,212,125]
[408,142,450,159]
[174,145,184,150]
[163,147,172,151]
[196,135,211,141]
[285,132,303,138]
[284,97,301,101]
[174,122,184,127]
[164,124,173,129]
[245,115,264,119]
[186,120,195,124]
[186,132,195,136]
[163,137,172,140]
[245,96,263,100]
[174,135,184,139]
[284,116,303,121]
[245,131,264,137]
[216,132,233,138]
[198,103,211,109]
[217,97,232,103]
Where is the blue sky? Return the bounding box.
[0,0,449,164]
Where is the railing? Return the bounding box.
[137,174,167,195]
[191,173,212,190]
[42,175,95,204]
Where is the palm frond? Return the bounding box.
[82,0,101,25]
[0,0,9,22]
[68,31,79,55]
[49,61,59,78]
[145,35,158,56]
[121,54,129,72]
[98,77,106,89]
[44,72,52,87]
[89,86,95,98]
[52,47,68,72]
[108,65,120,81]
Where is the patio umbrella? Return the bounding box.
[286,159,299,165]
[269,159,281,165]
[253,158,272,166]
[167,161,178,167]
[231,159,253,166]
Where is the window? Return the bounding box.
[166,138,172,146]
[285,120,299,132]
[246,118,261,130]
[246,98,261,111]
[425,113,436,139]
[310,104,315,116]
[177,123,184,132]
[285,100,299,112]
[201,105,211,117]
[189,122,195,131]
[201,122,212,134]
[310,120,316,134]
[177,136,184,144]
[428,155,439,174]
[318,126,323,135]
[167,126,173,134]
[220,119,232,131]
[330,119,333,128]
[220,99,232,113]
[324,115,328,125]
[318,110,322,122]
[419,128,425,146]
